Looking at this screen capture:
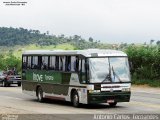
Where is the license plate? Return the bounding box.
[107,100,115,103]
[13,81,17,83]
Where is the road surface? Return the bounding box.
[0,85,159,120]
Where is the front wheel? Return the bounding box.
[2,80,7,87]
[72,91,80,107]
[109,102,117,107]
[37,87,44,102]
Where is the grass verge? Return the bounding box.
[132,78,160,87]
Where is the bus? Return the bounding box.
[22,49,131,107]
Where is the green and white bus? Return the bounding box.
[22,49,131,107]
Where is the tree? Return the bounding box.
[89,37,93,42]
[46,31,49,35]
[156,40,160,46]
[150,39,155,45]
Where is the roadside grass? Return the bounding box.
[132,78,160,87]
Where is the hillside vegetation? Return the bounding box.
[0,27,109,49]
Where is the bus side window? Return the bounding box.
[71,56,75,72]
[27,56,32,69]
[37,56,42,69]
[79,58,81,71]
[62,56,65,71]
[81,59,86,83]
[59,56,64,71]
[55,56,59,70]
[75,56,79,72]
[42,56,48,70]
[58,56,66,71]
[65,56,71,71]
[32,56,38,69]
[82,59,86,73]
[22,56,27,69]
[49,56,55,70]
[71,56,79,72]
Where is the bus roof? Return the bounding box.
[22,49,127,57]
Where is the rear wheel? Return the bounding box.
[109,102,117,107]
[37,87,44,102]
[18,83,21,86]
[72,91,79,107]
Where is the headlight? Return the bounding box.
[122,88,130,92]
[89,90,100,93]
[87,85,94,90]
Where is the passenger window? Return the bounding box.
[80,59,87,83]
[59,56,63,71]
[71,56,79,72]
[49,56,55,70]
[55,56,59,70]
[79,58,81,71]
[22,56,27,69]
[32,56,38,69]
[27,56,32,69]
[65,56,71,71]
[42,56,48,70]
[62,56,65,71]
[82,59,86,73]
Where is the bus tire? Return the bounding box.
[109,102,117,107]
[18,83,21,86]
[2,80,7,87]
[37,87,44,102]
[72,91,79,107]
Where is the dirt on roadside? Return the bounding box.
[132,85,160,93]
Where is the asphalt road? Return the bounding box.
[0,85,160,120]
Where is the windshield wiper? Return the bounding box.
[102,61,112,83]
[101,74,112,83]
[112,66,122,83]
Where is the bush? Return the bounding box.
[132,78,160,87]
[0,53,21,73]
[126,45,160,80]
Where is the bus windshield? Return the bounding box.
[89,57,130,83]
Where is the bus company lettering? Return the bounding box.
[45,75,54,81]
[33,73,43,82]
[33,73,54,82]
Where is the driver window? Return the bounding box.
[80,58,87,83]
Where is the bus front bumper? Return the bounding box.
[88,91,131,104]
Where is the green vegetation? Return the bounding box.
[0,53,21,72]
[0,27,103,49]
[126,45,159,78]
[125,45,160,87]
[0,27,159,87]
[132,79,160,87]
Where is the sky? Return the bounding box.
[0,0,160,44]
